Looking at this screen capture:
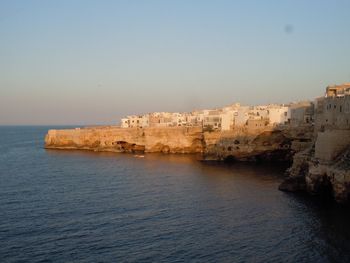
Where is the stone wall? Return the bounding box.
[315,130,350,161]
[315,95,350,131]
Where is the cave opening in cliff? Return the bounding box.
[224,155,237,163]
[317,176,335,204]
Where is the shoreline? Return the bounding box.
[44,124,349,204]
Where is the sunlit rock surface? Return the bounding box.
[45,125,312,161]
[281,130,350,204]
[202,125,313,162]
[45,124,350,203]
[45,126,204,154]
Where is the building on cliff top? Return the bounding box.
[119,100,318,131]
[325,83,350,98]
[289,101,314,127]
[315,86,350,131]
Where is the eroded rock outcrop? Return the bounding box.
[202,126,313,162]
[45,126,204,154]
[45,83,350,204]
[45,124,350,203]
[45,125,313,161]
[280,130,350,204]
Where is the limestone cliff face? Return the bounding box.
[280,130,350,204]
[45,126,204,154]
[50,125,350,201]
[327,149,350,202]
[202,126,313,162]
[45,125,313,162]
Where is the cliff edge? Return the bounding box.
[45,125,313,161]
[45,126,204,154]
[280,130,350,204]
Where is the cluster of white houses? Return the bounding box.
[121,101,316,131]
[120,84,350,131]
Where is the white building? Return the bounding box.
[234,106,250,126]
[120,102,292,130]
[141,115,150,128]
[121,118,129,128]
[266,105,290,125]
[220,111,234,131]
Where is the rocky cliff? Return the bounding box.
[46,124,350,203]
[202,125,313,162]
[280,130,350,204]
[45,125,313,161]
[45,126,204,153]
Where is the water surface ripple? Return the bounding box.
[0,126,350,262]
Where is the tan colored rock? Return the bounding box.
[45,126,204,154]
[202,126,312,162]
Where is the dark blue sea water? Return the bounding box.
[1,126,350,262]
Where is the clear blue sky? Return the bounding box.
[1,0,350,125]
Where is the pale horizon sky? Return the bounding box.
[1,0,350,125]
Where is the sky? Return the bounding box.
[1,0,350,125]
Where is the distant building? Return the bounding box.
[315,92,350,131]
[220,111,234,131]
[246,118,269,131]
[203,115,221,131]
[266,105,289,125]
[126,115,143,128]
[234,106,250,126]
[121,118,129,128]
[325,83,350,97]
[289,101,314,126]
[119,94,328,131]
[308,83,350,131]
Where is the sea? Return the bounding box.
[1,126,350,263]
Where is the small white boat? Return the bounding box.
[134,155,145,158]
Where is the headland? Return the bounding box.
[45,83,350,203]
